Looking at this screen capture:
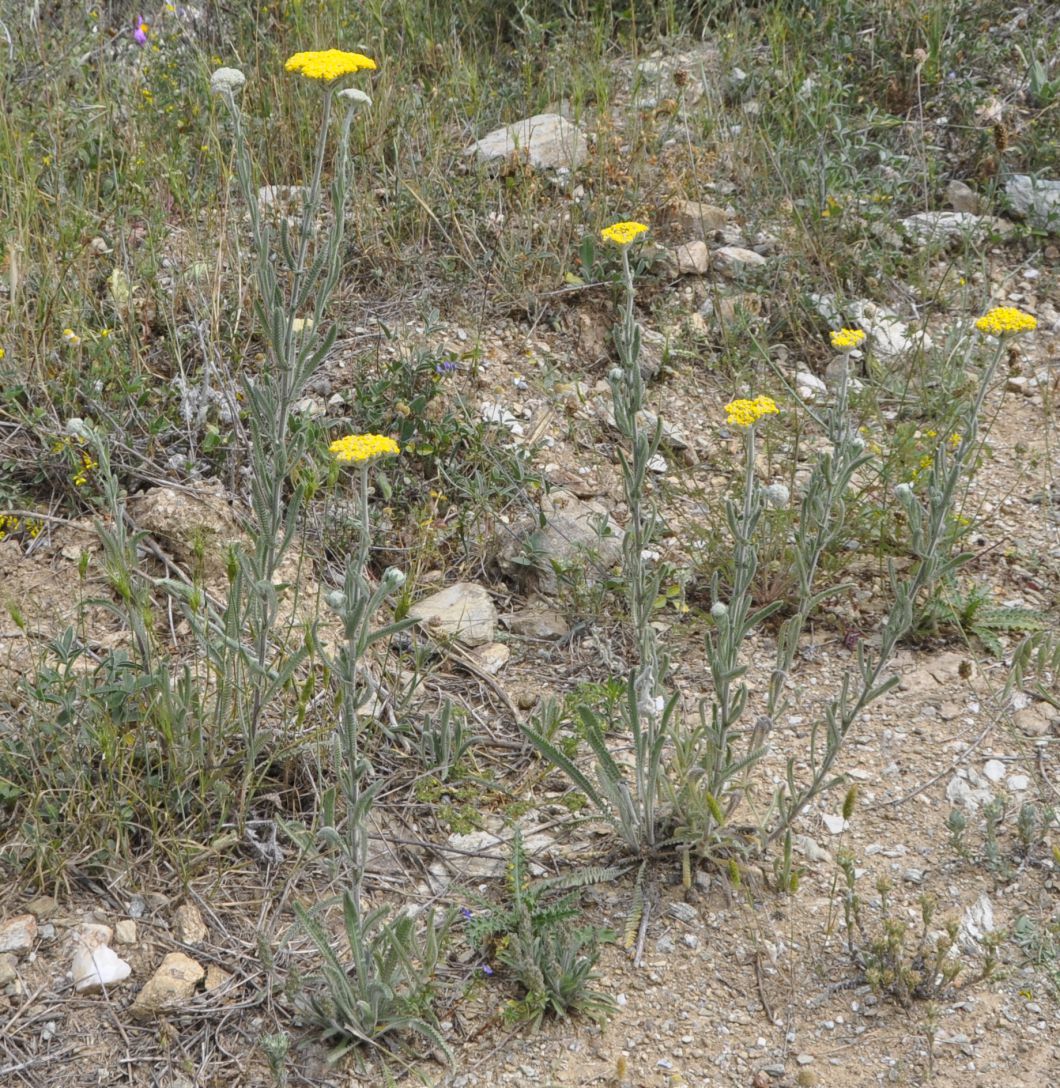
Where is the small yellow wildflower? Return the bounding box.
[329,434,400,463]
[0,347,5,359]
[73,451,98,487]
[948,432,961,449]
[62,328,82,347]
[830,327,866,351]
[724,395,780,428]
[600,221,649,246]
[974,306,1037,336]
[284,50,377,82]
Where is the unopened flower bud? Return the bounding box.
[338,87,372,110]
[608,367,625,383]
[210,67,246,95]
[325,590,346,613]
[762,482,790,509]
[381,567,406,591]
[711,601,728,620]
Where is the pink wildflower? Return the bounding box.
[133,19,149,46]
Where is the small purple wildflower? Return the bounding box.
[481,964,494,977]
[435,359,457,376]
[133,19,149,46]
[461,907,472,921]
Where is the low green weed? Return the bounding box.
[466,828,622,1029]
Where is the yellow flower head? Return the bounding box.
[62,328,82,347]
[284,50,377,82]
[725,395,780,428]
[600,221,649,246]
[830,327,866,351]
[329,433,400,463]
[974,306,1037,337]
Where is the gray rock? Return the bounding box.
[810,295,932,360]
[496,490,622,596]
[0,953,16,986]
[713,245,767,275]
[129,952,205,1018]
[0,915,36,954]
[946,180,980,214]
[504,605,569,641]
[664,199,731,239]
[1005,174,1060,231]
[467,641,510,675]
[173,903,207,945]
[1014,703,1054,737]
[72,943,133,994]
[671,239,710,275]
[901,211,1009,243]
[409,583,498,647]
[466,113,588,171]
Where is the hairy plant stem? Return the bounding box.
[765,336,1007,845]
[610,244,666,848]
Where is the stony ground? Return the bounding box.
[2,30,1060,1088]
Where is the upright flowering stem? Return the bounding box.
[602,220,666,848]
[766,309,1036,844]
[323,434,405,884]
[210,57,374,776]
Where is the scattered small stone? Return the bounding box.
[129,952,206,1019]
[0,954,17,986]
[983,759,1006,783]
[1005,174,1060,231]
[656,935,676,954]
[409,583,498,647]
[713,245,767,274]
[495,490,623,596]
[901,211,1009,244]
[504,605,570,641]
[664,199,731,239]
[1007,774,1030,792]
[0,915,37,954]
[822,814,848,835]
[174,903,208,945]
[72,943,133,994]
[114,920,137,945]
[959,894,995,952]
[204,965,234,992]
[24,896,58,920]
[671,240,711,275]
[667,902,698,924]
[468,641,511,674]
[466,113,588,171]
[1014,703,1053,737]
[946,179,980,214]
[793,834,830,864]
[902,868,924,885]
[796,1053,815,1066]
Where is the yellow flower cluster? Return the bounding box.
[62,328,81,347]
[284,50,377,82]
[830,327,866,351]
[0,514,44,542]
[600,221,649,246]
[74,450,98,487]
[724,396,780,428]
[974,307,1037,336]
[329,434,400,463]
